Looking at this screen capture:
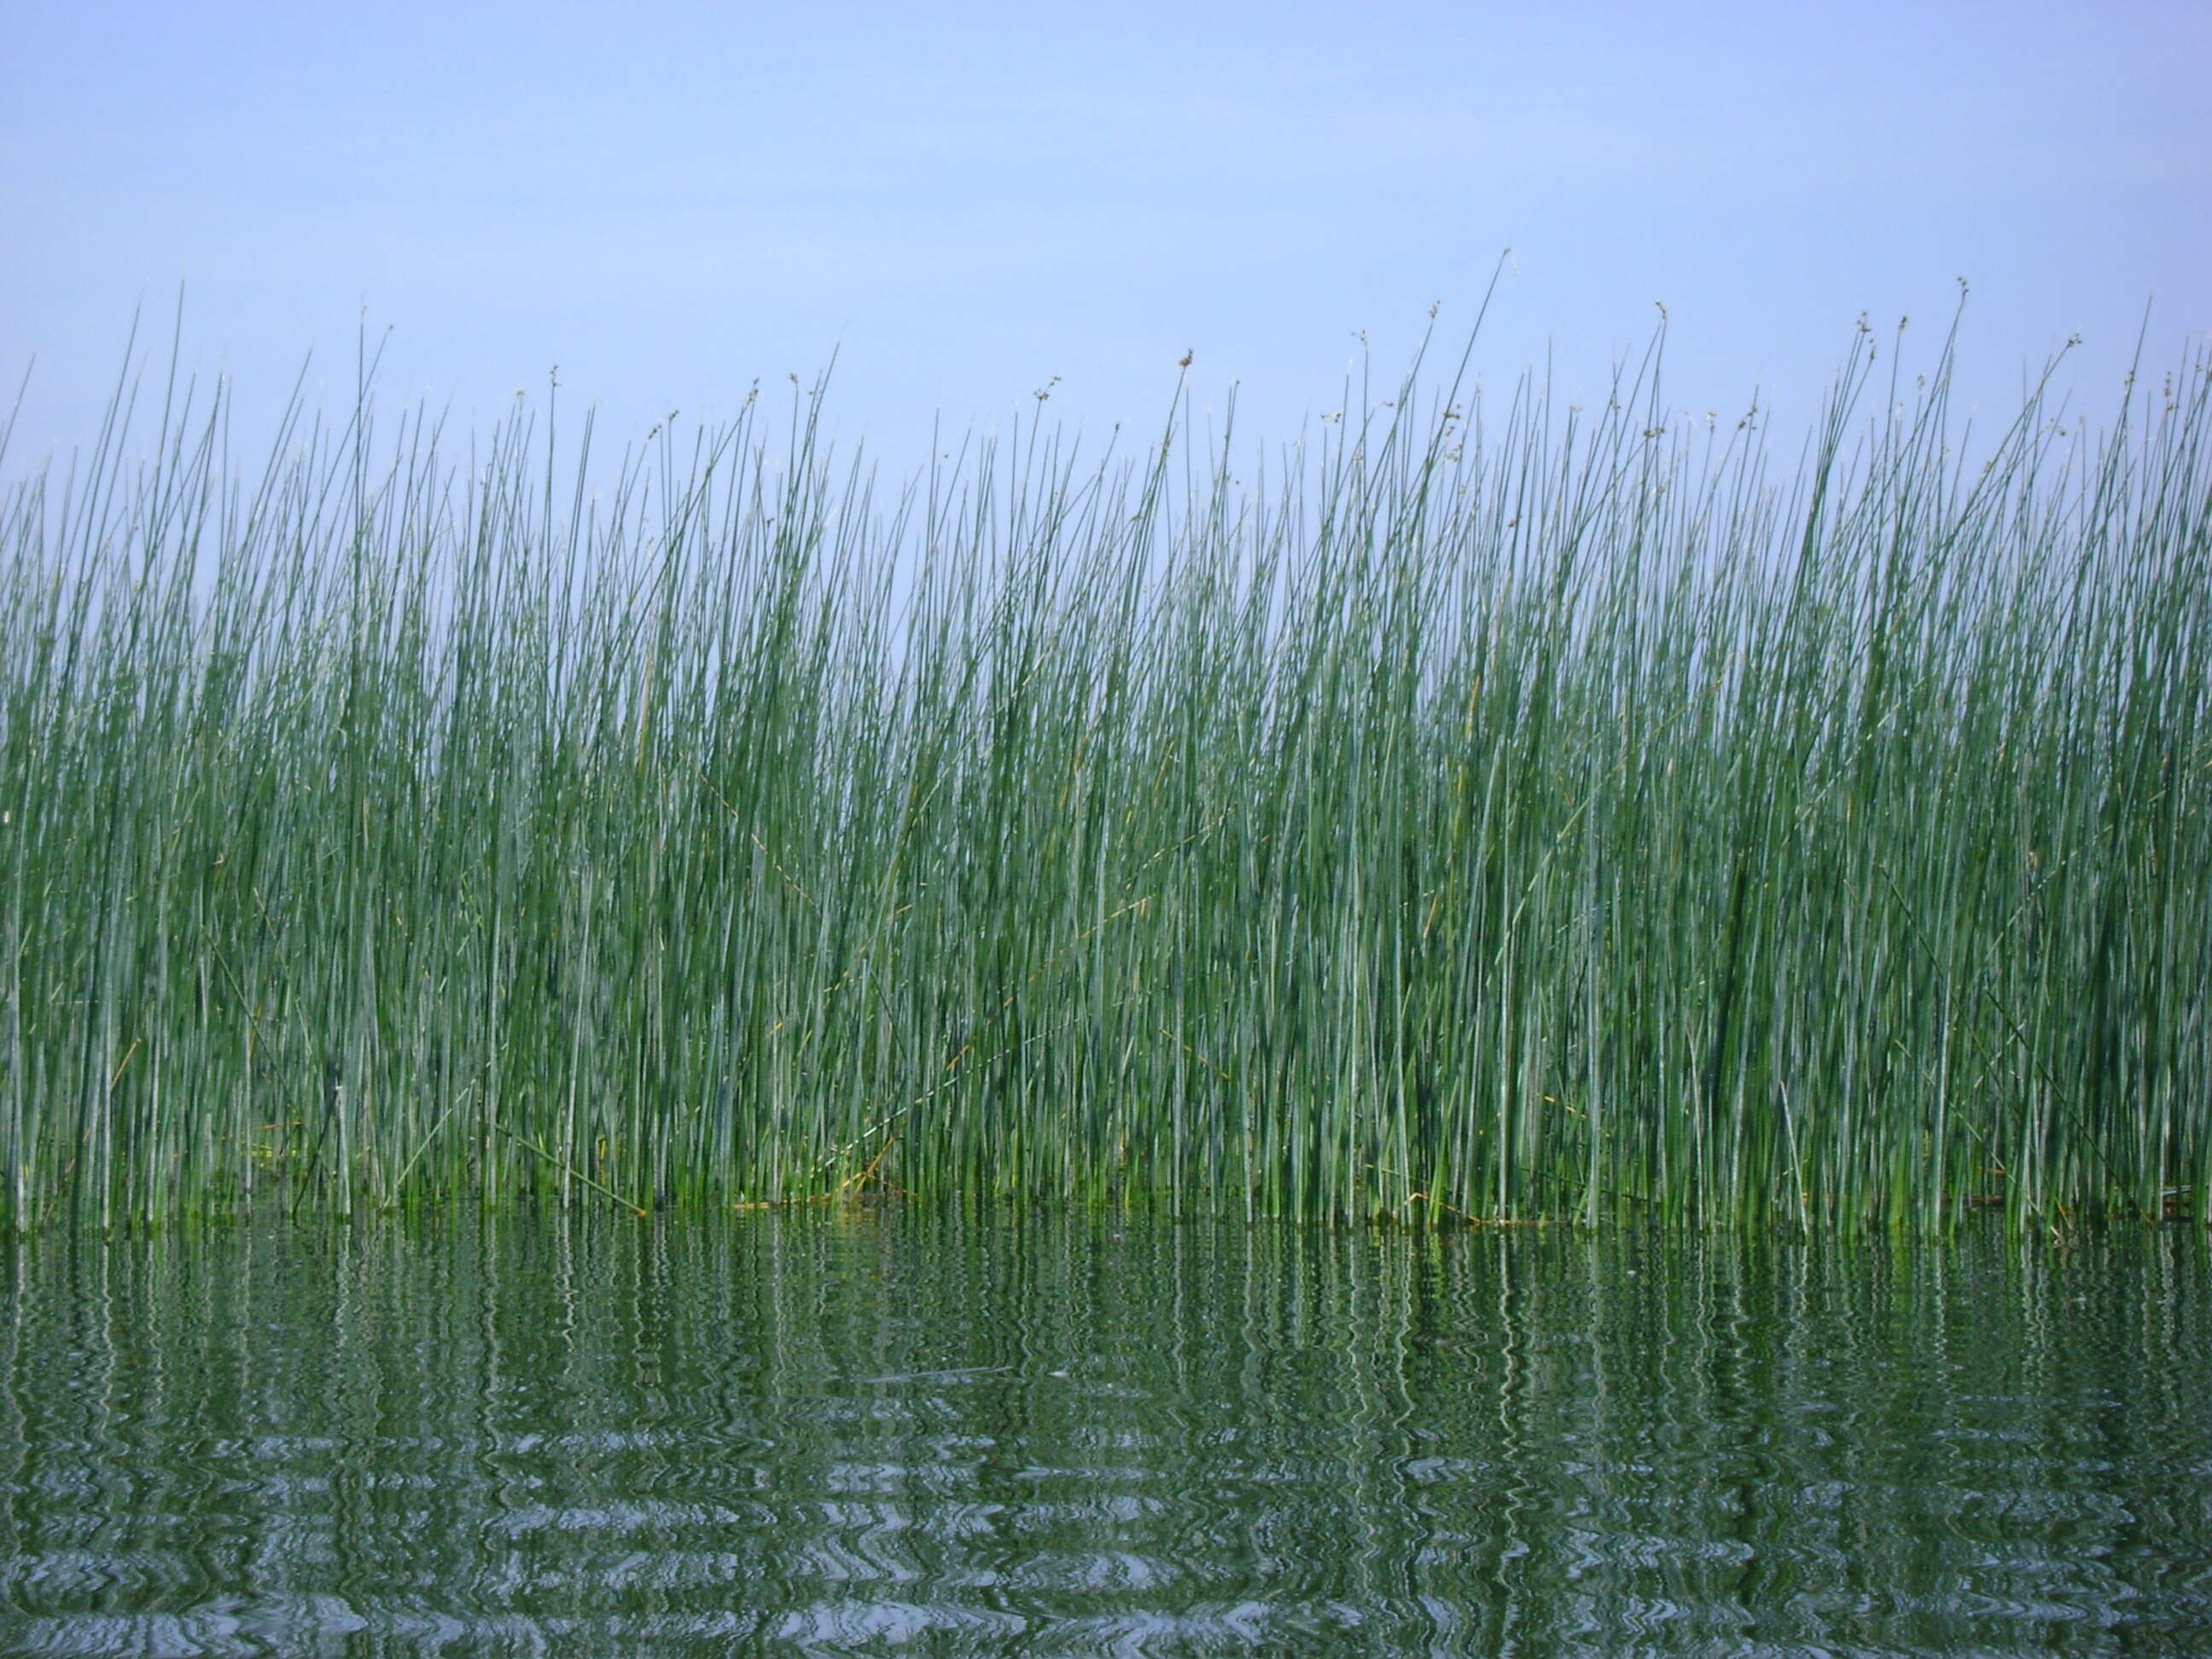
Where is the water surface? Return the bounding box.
[1,1211,2204,1655]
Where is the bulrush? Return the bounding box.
[3,319,2206,1231]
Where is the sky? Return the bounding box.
[3,0,2207,477]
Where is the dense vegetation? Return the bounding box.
[3,315,2207,1231]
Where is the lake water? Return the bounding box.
[0,1209,2204,1656]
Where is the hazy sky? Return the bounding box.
[4,0,2206,472]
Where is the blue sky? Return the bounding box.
[4,0,2206,471]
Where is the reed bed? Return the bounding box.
[3,316,2207,1231]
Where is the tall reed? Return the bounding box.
[3,313,2207,1231]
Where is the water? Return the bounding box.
[0,1210,2204,1656]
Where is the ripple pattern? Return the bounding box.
[0,1215,2206,1655]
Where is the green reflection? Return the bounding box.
[0,1214,2204,1655]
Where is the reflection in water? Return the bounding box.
[0,1212,2204,1655]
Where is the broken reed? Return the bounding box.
[3,321,2207,1232]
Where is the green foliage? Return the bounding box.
[4,317,2208,1230]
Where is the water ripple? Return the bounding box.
[0,1215,2204,1656]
